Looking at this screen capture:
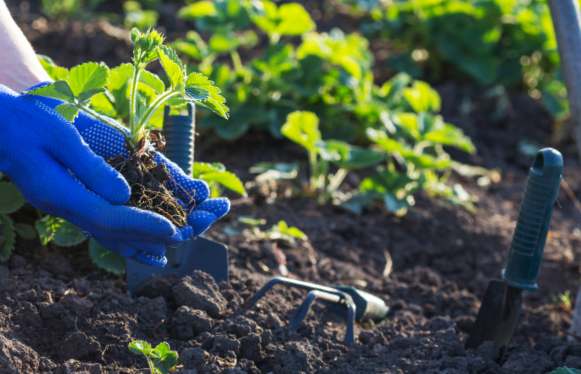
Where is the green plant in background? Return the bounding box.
[281,111,384,202]
[193,162,247,197]
[124,1,159,30]
[128,340,178,374]
[175,0,480,212]
[239,216,308,245]
[0,180,34,262]
[41,0,106,20]
[359,0,567,122]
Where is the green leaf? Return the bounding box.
[55,103,80,123]
[38,55,69,80]
[238,216,267,226]
[249,162,299,181]
[53,221,86,247]
[0,215,15,262]
[34,216,85,247]
[89,239,126,275]
[193,162,226,175]
[178,1,217,20]
[318,140,384,169]
[253,2,315,38]
[153,342,179,372]
[185,72,229,118]
[281,111,321,155]
[108,63,134,91]
[128,340,152,356]
[158,45,185,90]
[199,171,247,197]
[276,3,316,36]
[402,81,441,113]
[35,216,61,246]
[424,121,475,153]
[14,223,36,240]
[26,81,75,101]
[0,182,25,214]
[268,220,308,242]
[68,62,110,98]
[194,162,246,197]
[139,70,166,96]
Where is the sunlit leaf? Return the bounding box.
[281,111,321,155]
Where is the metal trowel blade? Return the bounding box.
[126,237,229,295]
[465,279,522,349]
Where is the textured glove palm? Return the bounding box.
[0,84,229,267]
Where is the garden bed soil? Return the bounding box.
[2,1,581,373]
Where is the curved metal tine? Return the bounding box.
[244,276,345,311]
[344,299,356,345]
[289,290,342,331]
[242,277,286,310]
[289,290,357,345]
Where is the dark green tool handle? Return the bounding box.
[503,148,563,290]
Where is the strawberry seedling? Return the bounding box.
[28,28,229,227]
[128,339,178,374]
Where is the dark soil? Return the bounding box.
[2,1,581,373]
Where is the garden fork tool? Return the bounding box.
[125,105,229,295]
[466,148,563,350]
[243,276,389,345]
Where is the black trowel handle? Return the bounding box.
[503,148,563,290]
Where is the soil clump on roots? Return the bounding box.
[108,138,188,227]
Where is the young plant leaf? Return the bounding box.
[89,239,126,275]
[186,72,229,118]
[27,81,75,102]
[128,340,152,356]
[158,45,185,90]
[55,103,80,123]
[52,221,86,247]
[0,182,25,214]
[38,55,69,81]
[68,62,110,99]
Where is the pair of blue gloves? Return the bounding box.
[0,84,229,266]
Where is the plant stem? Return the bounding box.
[308,151,318,191]
[129,63,142,139]
[145,357,157,374]
[137,90,181,130]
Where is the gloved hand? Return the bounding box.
[24,84,230,266]
[0,84,188,265]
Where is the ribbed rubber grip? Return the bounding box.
[503,148,563,290]
[162,104,195,175]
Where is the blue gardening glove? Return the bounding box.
[0,84,188,266]
[76,115,231,236]
[25,84,230,266]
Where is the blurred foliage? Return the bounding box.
[355,0,568,121]
[176,0,480,213]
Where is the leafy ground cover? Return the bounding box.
[0,0,580,373]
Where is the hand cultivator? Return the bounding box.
[126,106,229,295]
[244,276,389,345]
[466,148,563,350]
